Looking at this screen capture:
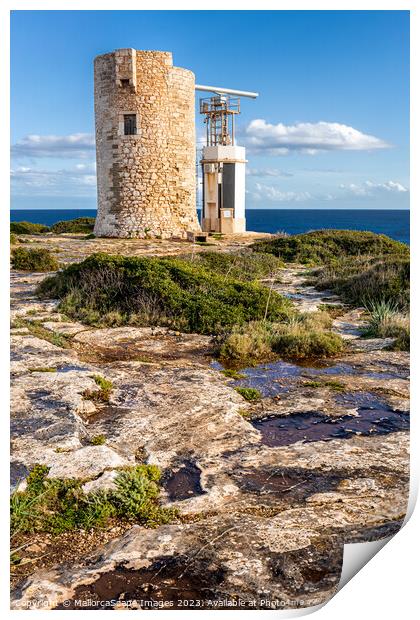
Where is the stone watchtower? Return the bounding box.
[93,49,201,238]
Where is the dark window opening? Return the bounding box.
[120,79,130,87]
[124,114,137,136]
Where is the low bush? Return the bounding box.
[10,233,18,245]
[11,248,59,272]
[219,321,280,364]
[252,230,408,264]
[10,221,50,235]
[271,323,345,360]
[219,315,344,364]
[363,300,409,351]
[51,217,95,234]
[182,250,284,281]
[37,253,294,335]
[312,255,409,309]
[10,464,176,535]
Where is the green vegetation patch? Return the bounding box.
[10,221,50,235]
[10,233,18,245]
[303,379,345,391]
[220,368,246,380]
[90,434,106,445]
[51,217,96,234]
[37,253,293,335]
[312,255,409,309]
[272,325,344,360]
[181,250,284,281]
[11,247,59,272]
[235,386,261,401]
[252,230,408,264]
[82,375,113,402]
[219,321,279,365]
[363,300,409,351]
[219,313,343,365]
[11,464,176,535]
[11,318,72,349]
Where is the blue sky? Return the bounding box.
[11,10,409,210]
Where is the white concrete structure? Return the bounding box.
[201,145,247,234]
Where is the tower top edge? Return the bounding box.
[94,49,173,61]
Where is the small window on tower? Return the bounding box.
[120,79,130,87]
[124,114,137,136]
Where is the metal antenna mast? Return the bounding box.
[195,85,259,147]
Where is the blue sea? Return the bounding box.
[10,209,410,245]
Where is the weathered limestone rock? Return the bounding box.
[10,258,409,607]
[11,517,343,610]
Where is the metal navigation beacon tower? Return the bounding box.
[196,84,258,234]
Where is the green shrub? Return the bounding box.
[90,434,106,445]
[82,375,113,402]
[312,255,409,309]
[10,221,50,235]
[219,313,338,365]
[252,230,408,264]
[235,387,261,401]
[271,324,345,360]
[37,253,294,335]
[11,248,59,272]
[182,250,284,281]
[363,300,409,351]
[50,217,96,234]
[10,464,175,535]
[112,465,176,526]
[10,233,18,245]
[219,321,279,364]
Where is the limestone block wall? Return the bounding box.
[94,49,200,238]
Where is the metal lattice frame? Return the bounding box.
[199,96,240,146]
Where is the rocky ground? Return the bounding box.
[10,236,409,610]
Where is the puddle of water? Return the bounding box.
[163,461,205,501]
[213,358,406,397]
[212,359,303,397]
[233,467,344,501]
[56,364,90,373]
[57,557,229,610]
[252,408,409,447]
[334,391,387,409]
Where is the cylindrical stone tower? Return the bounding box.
[93,48,201,238]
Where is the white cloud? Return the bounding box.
[11,163,97,196]
[340,180,409,196]
[247,168,294,178]
[12,133,95,159]
[239,119,389,155]
[250,182,313,203]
